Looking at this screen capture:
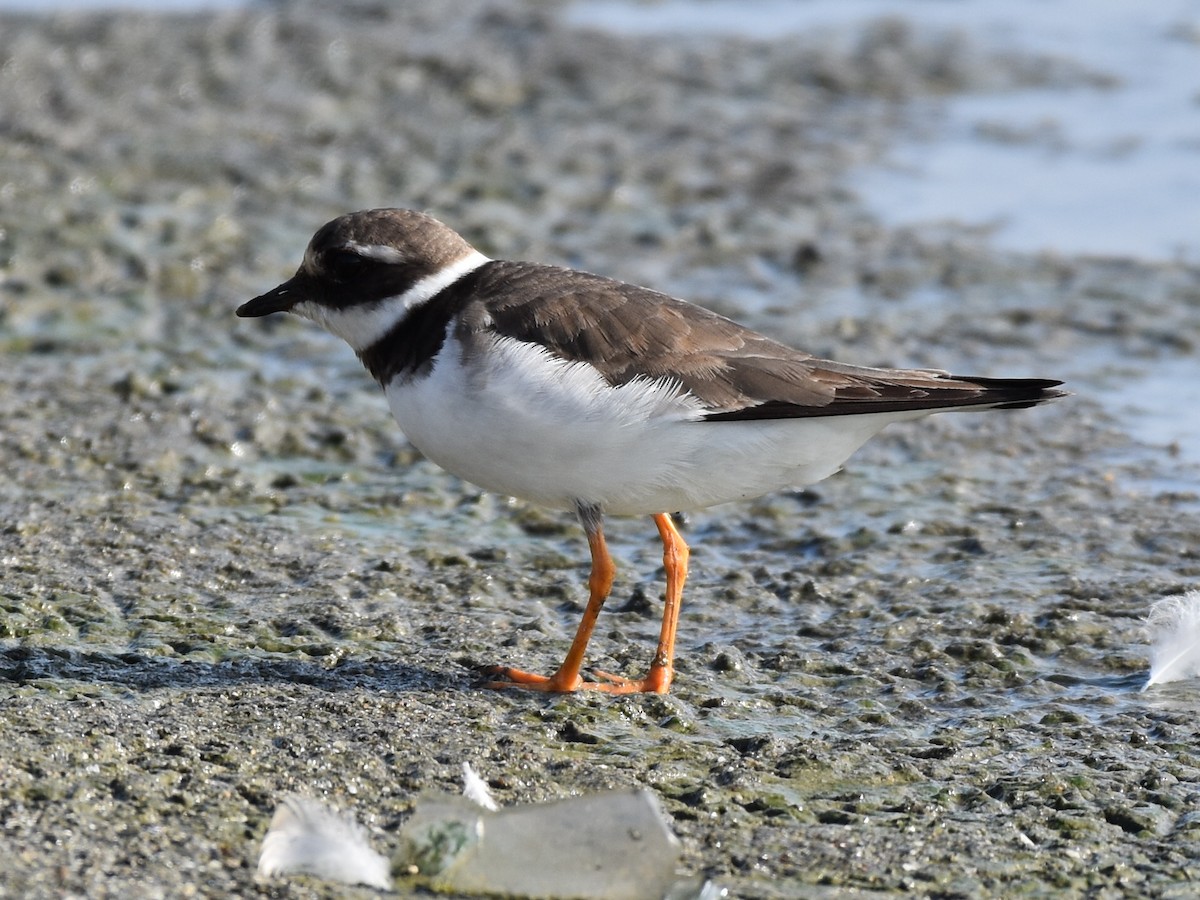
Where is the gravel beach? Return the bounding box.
[2,1,1200,897]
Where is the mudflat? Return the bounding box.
[2,3,1199,897]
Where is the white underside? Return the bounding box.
[385,332,932,516]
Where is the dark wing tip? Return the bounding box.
[956,377,1069,410]
[704,375,1068,422]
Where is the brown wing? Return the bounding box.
[459,261,1065,419]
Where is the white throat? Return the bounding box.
[295,250,491,352]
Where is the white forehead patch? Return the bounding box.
[342,241,409,264]
[301,241,408,274]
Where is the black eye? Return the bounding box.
[323,249,368,282]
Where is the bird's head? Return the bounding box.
[237,208,484,351]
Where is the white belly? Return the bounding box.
[384,334,924,516]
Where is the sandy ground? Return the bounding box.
[2,1,1200,897]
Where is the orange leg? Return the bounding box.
[483,509,690,694]
[645,512,689,691]
[484,510,615,693]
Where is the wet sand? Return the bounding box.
[2,2,1200,897]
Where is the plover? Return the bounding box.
[237,208,1065,694]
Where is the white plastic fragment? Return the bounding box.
[398,788,681,900]
[257,794,392,890]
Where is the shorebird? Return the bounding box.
[238,208,1065,694]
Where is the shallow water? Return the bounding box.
[572,0,1200,261]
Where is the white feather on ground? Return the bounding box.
[1143,590,1200,691]
[462,761,500,811]
[257,794,392,890]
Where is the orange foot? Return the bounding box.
[482,664,673,695]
